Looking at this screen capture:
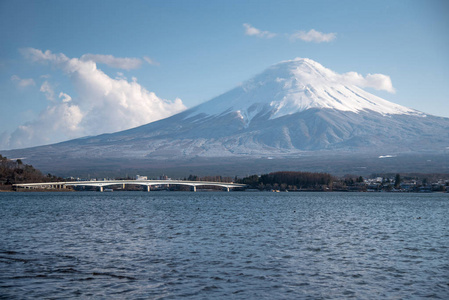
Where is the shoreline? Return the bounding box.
[2,189,447,194]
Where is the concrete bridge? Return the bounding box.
[14,179,246,192]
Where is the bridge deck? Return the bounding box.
[14,180,246,192]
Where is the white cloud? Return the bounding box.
[1,48,186,150]
[40,81,55,101]
[143,56,159,66]
[340,71,395,93]
[59,92,72,103]
[290,29,336,43]
[115,72,127,80]
[0,131,10,149]
[7,103,84,149]
[80,54,143,70]
[21,49,157,71]
[243,23,276,39]
[242,24,336,43]
[11,75,35,88]
[20,48,68,64]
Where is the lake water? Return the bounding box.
[1,192,448,299]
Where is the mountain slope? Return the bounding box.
[2,58,449,176]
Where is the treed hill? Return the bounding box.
[0,155,61,190]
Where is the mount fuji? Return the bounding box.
[3,58,449,176]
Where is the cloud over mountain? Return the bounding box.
[340,72,395,93]
[0,49,185,150]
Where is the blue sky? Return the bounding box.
[0,0,448,149]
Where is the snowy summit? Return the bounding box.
[188,58,422,125]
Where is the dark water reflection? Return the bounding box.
[1,192,448,299]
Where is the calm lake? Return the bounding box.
[1,192,448,299]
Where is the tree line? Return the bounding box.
[238,171,334,191]
[186,174,234,183]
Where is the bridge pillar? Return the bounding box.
[100,186,104,192]
[193,186,196,192]
[147,185,151,192]
[123,184,126,189]
[226,187,230,192]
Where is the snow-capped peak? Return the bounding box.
[187,58,423,124]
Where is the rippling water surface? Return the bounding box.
[1,192,448,299]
